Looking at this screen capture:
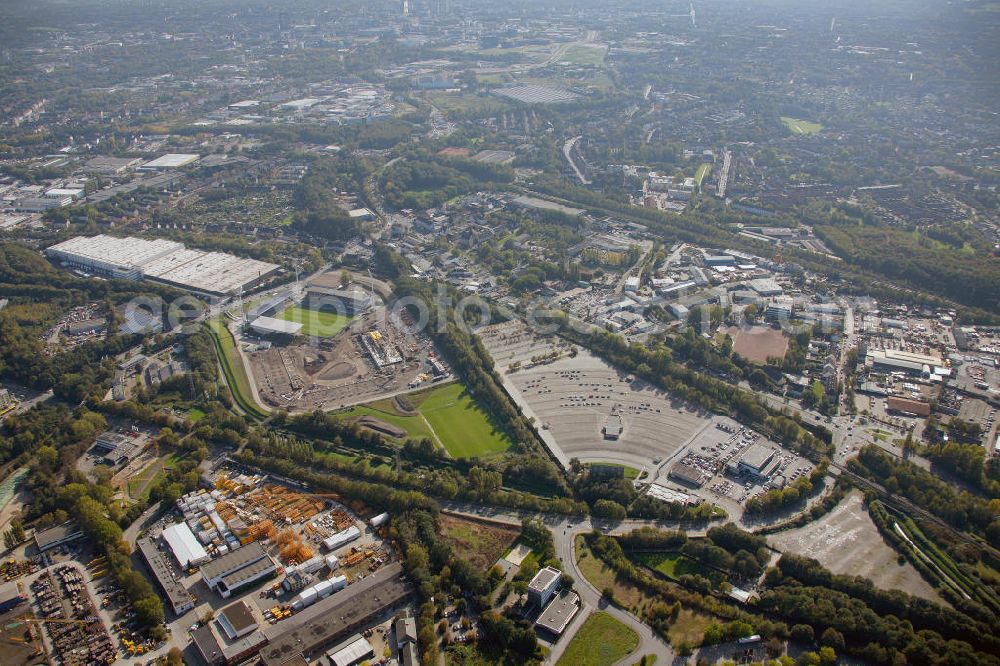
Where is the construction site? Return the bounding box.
[246,299,438,413]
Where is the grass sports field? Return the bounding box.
[277,305,352,338]
[781,116,823,135]
[339,382,512,458]
[558,43,607,66]
[556,612,638,666]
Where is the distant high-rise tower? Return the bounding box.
[403,0,409,16]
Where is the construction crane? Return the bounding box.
[17,616,90,628]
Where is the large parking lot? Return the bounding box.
[479,320,712,471]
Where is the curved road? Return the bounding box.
[440,503,703,665]
[553,524,675,666]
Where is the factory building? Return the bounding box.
[139,153,200,170]
[34,521,84,553]
[868,349,945,377]
[137,537,196,615]
[260,564,413,666]
[0,581,27,613]
[323,525,361,552]
[47,235,184,280]
[45,235,280,297]
[161,522,211,569]
[327,635,375,666]
[192,613,267,666]
[201,542,277,598]
[217,601,258,640]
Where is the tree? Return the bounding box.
[819,627,845,652]
[166,647,183,666]
[790,624,815,645]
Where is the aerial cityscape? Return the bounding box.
[0,0,998,664]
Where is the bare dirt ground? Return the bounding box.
[724,325,789,363]
[769,490,945,605]
[248,306,432,412]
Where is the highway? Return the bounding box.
[716,149,732,198]
[562,136,591,185]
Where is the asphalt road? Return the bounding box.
[440,502,709,665]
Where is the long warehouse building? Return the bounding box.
[45,235,280,297]
[259,563,413,666]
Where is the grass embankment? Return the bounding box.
[556,612,638,666]
[205,318,268,420]
[338,382,512,458]
[694,163,711,189]
[870,500,1000,614]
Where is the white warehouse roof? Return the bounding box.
[142,248,280,296]
[46,235,184,277]
[328,637,373,666]
[161,522,210,568]
[141,153,200,169]
[46,235,280,296]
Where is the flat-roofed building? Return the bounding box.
[527,566,561,608]
[192,622,266,666]
[535,590,580,636]
[201,542,276,598]
[46,235,280,296]
[869,349,944,376]
[46,235,184,280]
[141,248,280,296]
[161,522,211,569]
[34,521,84,553]
[250,316,303,337]
[0,581,27,613]
[603,414,623,440]
[217,600,258,640]
[738,443,779,482]
[83,156,144,175]
[140,153,200,170]
[327,635,374,666]
[259,564,413,666]
[668,462,709,487]
[137,537,195,615]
